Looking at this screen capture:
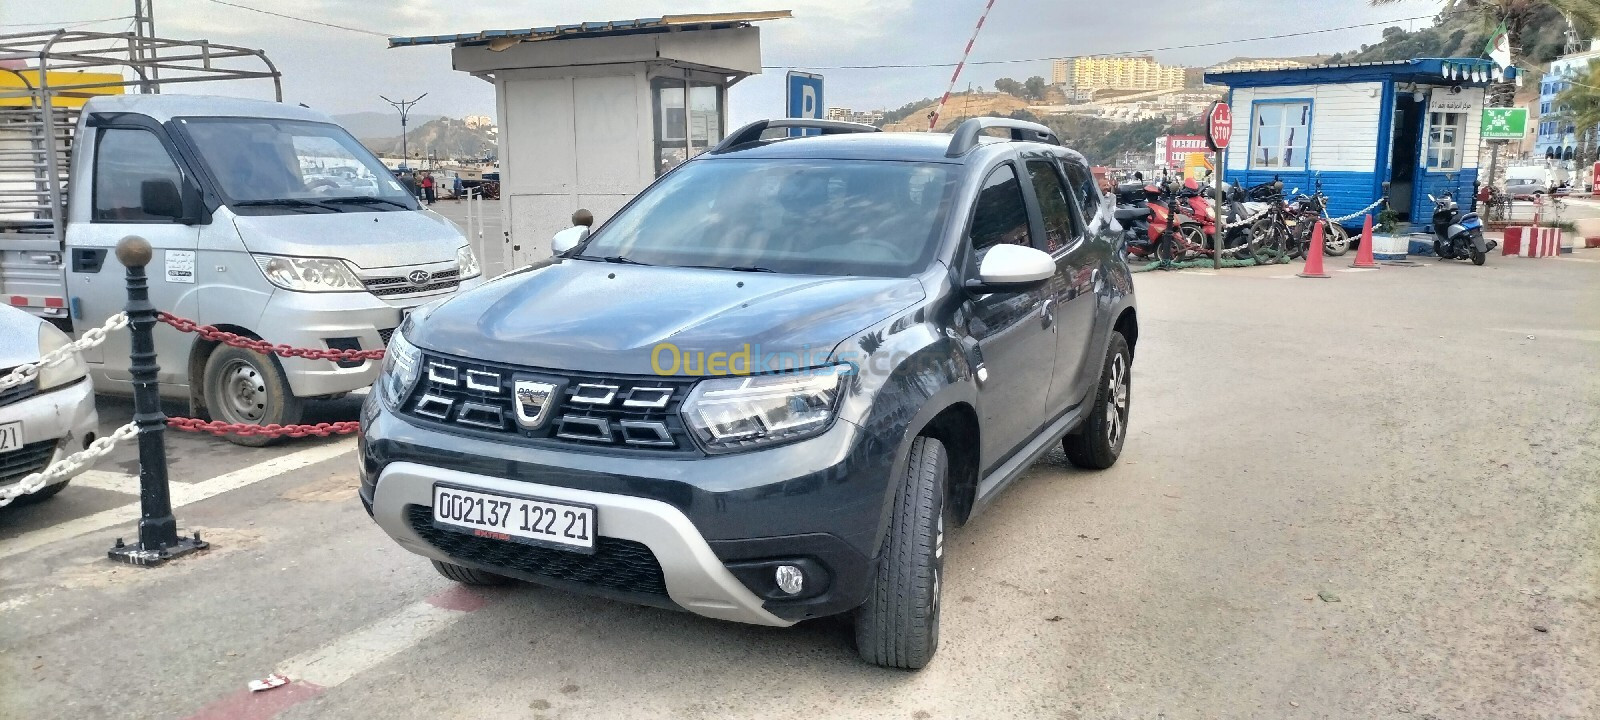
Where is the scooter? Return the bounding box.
[1428,191,1494,266]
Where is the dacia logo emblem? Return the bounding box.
[407,270,431,286]
[513,380,558,429]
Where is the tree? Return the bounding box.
[1556,59,1600,186]
[993,77,1025,97]
[1369,1,1600,72]
[1024,76,1047,101]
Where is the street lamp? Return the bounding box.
[380,93,427,170]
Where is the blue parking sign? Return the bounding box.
[786,72,823,136]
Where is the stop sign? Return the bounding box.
[1207,101,1233,151]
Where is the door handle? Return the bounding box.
[1040,298,1056,330]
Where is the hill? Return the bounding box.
[1324,7,1575,66]
[332,111,445,139]
[879,93,1031,132]
[359,117,496,161]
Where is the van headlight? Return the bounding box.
[378,330,422,408]
[36,322,88,391]
[253,254,363,292]
[456,245,481,279]
[682,369,843,453]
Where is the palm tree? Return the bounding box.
[1556,59,1600,187]
[1370,1,1600,72]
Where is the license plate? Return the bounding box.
[432,484,595,553]
[0,422,20,452]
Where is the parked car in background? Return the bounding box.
[1504,176,1546,200]
[1,306,98,503]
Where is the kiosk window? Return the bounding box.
[1251,101,1310,169]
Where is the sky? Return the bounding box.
[2,0,1444,127]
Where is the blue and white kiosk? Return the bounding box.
[1206,58,1515,230]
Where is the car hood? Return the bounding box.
[0,306,44,369]
[409,261,926,376]
[229,208,464,270]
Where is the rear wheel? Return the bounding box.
[1179,224,1208,259]
[1154,234,1176,263]
[202,346,304,448]
[431,559,512,586]
[1063,332,1131,469]
[855,436,947,670]
[1323,222,1351,256]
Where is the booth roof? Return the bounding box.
[388,10,791,49]
[1205,57,1512,88]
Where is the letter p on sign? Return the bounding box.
[1207,101,1233,151]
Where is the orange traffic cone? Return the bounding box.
[1350,214,1379,268]
[1298,221,1330,278]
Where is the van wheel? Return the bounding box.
[855,436,947,670]
[431,559,511,586]
[1063,332,1131,470]
[202,346,303,447]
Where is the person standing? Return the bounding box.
[453,173,464,202]
[420,172,436,205]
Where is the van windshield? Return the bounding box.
[578,159,957,277]
[176,117,417,212]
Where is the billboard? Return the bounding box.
[1156,134,1210,168]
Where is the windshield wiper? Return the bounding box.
[598,256,650,266]
[321,196,411,209]
[678,264,776,273]
[232,198,338,213]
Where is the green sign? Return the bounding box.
[1482,107,1527,140]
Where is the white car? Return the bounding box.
[1,305,98,502]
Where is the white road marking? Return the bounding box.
[277,599,469,688]
[0,440,354,561]
[69,470,139,494]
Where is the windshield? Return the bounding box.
[578,159,957,277]
[176,117,417,212]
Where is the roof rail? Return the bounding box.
[945,117,1060,157]
[710,118,880,154]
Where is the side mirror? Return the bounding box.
[140,179,183,220]
[1427,194,1436,202]
[965,244,1055,295]
[551,225,589,256]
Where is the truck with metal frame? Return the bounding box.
[1,30,480,445]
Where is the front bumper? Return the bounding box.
[0,378,99,491]
[264,288,457,398]
[361,400,890,623]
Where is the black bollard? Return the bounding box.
[108,236,208,567]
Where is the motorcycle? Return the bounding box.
[1428,191,1494,266]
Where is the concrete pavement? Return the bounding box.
[2,249,1596,719]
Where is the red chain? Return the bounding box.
[158,312,386,361]
[167,416,362,438]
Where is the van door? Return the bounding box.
[65,124,201,385]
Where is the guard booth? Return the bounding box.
[391,11,790,276]
[1206,58,1513,229]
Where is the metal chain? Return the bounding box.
[157,312,386,362]
[1325,198,1389,225]
[167,417,362,438]
[0,422,139,508]
[0,313,129,392]
[1222,205,1270,231]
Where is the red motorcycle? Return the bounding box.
[1121,181,1211,262]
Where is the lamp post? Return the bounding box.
[380,93,427,169]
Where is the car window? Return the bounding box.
[579,159,957,277]
[1026,160,1075,253]
[92,128,184,223]
[969,163,1031,253]
[1062,159,1103,224]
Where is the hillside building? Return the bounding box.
[1051,56,1184,93]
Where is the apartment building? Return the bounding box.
[1051,56,1185,92]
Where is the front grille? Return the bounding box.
[364,268,461,297]
[401,352,699,454]
[378,328,396,345]
[406,505,668,597]
[1,439,56,487]
[0,372,38,409]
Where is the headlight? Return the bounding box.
[252,254,363,292]
[456,245,481,279]
[682,369,842,453]
[378,329,422,408]
[36,322,87,391]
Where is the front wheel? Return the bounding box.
[855,435,947,670]
[1062,331,1131,469]
[202,345,304,447]
[1432,239,1451,259]
[1323,222,1351,256]
[1470,247,1486,265]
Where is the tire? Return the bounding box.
[1323,222,1351,256]
[1432,240,1449,259]
[17,479,69,503]
[1154,235,1175,263]
[1471,247,1486,266]
[855,435,947,670]
[1062,332,1131,470]
[431,559,512,586]
[202,345,304,448]
[1179,224,1208,259]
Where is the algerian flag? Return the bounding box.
[1486,22,1511,70]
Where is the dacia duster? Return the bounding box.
[360,117,1138,669]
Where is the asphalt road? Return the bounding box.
[1,249,1596,719]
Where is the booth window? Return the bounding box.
[1425,112,1464,171]
[652,76,724,177]
[1250,101,1309,169]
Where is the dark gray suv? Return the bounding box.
[359,117,1138,669]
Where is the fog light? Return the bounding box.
[774,564,804,595]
